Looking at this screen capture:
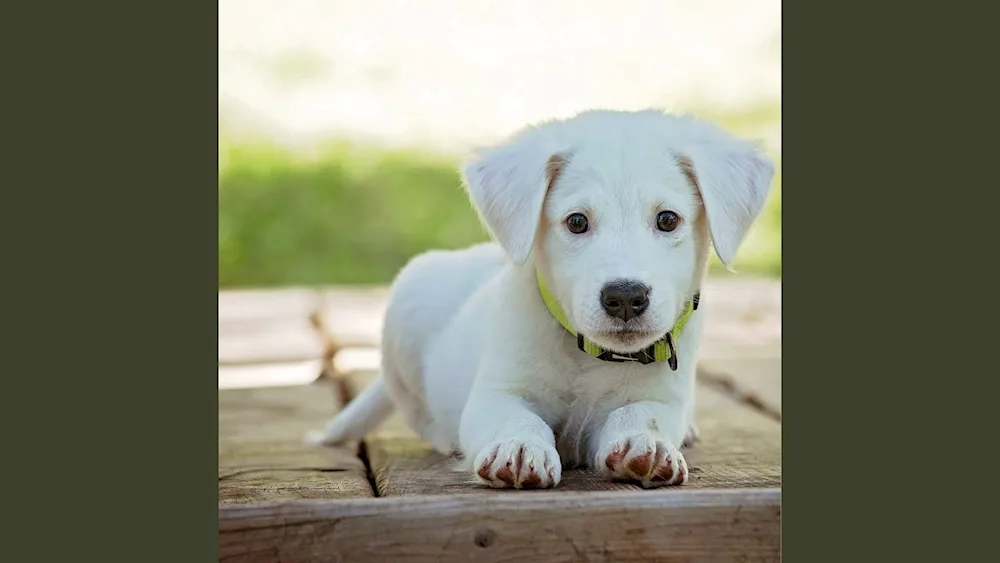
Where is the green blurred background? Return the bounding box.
[218,106,780,288]
[218,1,780,289]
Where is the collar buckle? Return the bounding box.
[664,333,678,371]
[578,333,677,367]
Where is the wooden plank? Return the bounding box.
[691,276,781,417]
[315,286,389,347]
[219,489,780,562]
[218,317,322,365]
[218,288,323,364]
[684,376,781,489]
[700,355,782,416]
[219,470,371,505]
[218,359,322,390]
[218,287,320,324]
[218,322,322,365]
[219,381,374,503]
[349,370,780,496]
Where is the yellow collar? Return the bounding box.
[536,269,699,369]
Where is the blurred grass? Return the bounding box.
[219,113,781,288]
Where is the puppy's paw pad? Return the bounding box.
[474,438,561,489]
[598,434,688,487]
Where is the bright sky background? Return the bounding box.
[219,0,781,153]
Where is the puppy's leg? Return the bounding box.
[590,401,689,488]
[460,392,562,489]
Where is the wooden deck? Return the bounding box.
[218,280,782,562]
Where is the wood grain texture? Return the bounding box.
[219,488,781,562]
[219,470,372,504]
[684,377,781,489]
[219,382,374,503]
[348,370,780,497]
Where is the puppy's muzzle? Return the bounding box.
[600,280,650,322]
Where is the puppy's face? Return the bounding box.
[537,146,708,353]
[462,110,774,354]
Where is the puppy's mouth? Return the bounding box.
[591,328,661,352]
[604,329,656,338]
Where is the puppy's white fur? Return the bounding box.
[311,109,774,489]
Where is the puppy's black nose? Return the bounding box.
[600,281,650,322]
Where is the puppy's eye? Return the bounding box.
[565,213,589,234]
[656,211,680,232]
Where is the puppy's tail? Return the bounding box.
[307,375,395,446]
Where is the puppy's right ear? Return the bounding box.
[461,134,568,265]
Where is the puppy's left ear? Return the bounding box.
[676,140,775,270]
[461,135,568,265]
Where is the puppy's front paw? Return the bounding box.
[598,434,688,487]
[474,438,561,489]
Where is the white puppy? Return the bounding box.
[311,109,774,489]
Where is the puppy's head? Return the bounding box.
[462,110,774,353]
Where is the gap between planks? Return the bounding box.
[218,382,376,503]
[328,356,381,498]
[218,369,780,560]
